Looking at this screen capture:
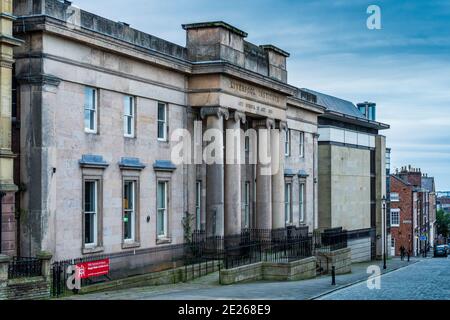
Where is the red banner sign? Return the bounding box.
[76,259,110,279]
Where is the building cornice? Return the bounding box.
[287,96,326,115]
[191,61,297,96]
[14,15,193,74]
[182,21,248,38]
[321,111,390,130]
[16,73,61,86]
[0,34,24,47]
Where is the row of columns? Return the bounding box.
[200,106,286,237]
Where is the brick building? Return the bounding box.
[390,166,436,256]
[390,175,415,256]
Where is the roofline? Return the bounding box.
[260,45,290,57]
[321,111,390,130]
[182,21,248,38]
[391,174,412,186]
[287,96,326,114]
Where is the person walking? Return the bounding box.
[400,245,405,261]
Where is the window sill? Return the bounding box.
[156,237,172,245]
[122,241,141,249]
[82,246,104,255]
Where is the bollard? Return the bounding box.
[331,266,336,285]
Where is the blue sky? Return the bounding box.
[73,0,450,190]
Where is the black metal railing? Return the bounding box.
[51,242,192,297]
[312,227,348,253]
[51,226,316,297]
[8,257,42,279]
[192,227,313,269]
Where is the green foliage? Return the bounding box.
[182,211,195,244]
[436,209,450,237]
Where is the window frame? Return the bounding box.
[124,95,135,138]
[299,182,305,223]
[83,179,98,247]
[123,179,137,243]
[299,131,305,158]
[81,175,104,254]
[157,180,169,239]
[390,192,400,202]
[285,129,291,157]
[390,208,400,227]
[285,182,293,225]
[84,87,98,133]
[157,102,168,141]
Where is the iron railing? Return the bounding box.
[8,257,42,279]
[51,226,348,297]
[312,227,348,253]
[191,227,313,269]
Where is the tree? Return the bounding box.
[436,209,450,238]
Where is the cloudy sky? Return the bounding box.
[72,0,450,190]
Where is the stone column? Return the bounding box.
[253,118,275,230]
[201,107,229,237]
[0,0,23,256]
[272,121,286,229]
[224,111,246,237]
[37,251,53,281]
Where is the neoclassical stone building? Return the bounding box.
[11,0,327,260]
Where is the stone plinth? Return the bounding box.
[315,247,352,275]
[220,257,317,285]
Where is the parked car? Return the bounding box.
[434,245,448,257]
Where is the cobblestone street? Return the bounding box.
[319,257,450,300]
[63,258,427,300]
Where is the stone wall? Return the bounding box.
[0,252,52,300]
[78,260,221,295]
[318,143,372,232]
[315,247,351,275]
[348,237,371,263]
[1,192,16,256]
[5,277,50,300]
[219,257,316,285]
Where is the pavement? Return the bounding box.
[318,256,450,300]
[63,257,423,300]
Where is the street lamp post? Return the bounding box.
[382,195,387,270]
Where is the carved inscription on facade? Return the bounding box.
[229,79,281,105]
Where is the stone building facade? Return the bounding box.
[11,0,326,260]
[313,95,390,262]
[0,0,22,256]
